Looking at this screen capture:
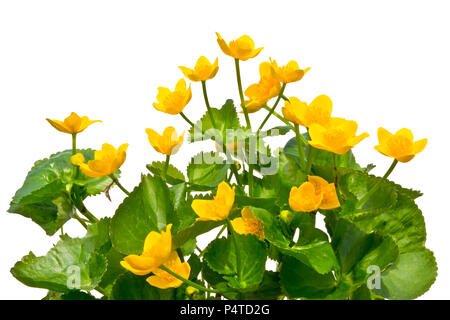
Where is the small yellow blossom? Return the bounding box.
[153,79,192,115]
[146,127,184,156]
[282,95,333,127]
[280,210,293,224]
[191,181,235,221]
[307,176,340,210]
[70,153,85,166]
[374,127,427,163]
[309,118,369,155]
[146,251,191,289]
[231,207,265,240]
[120,225,173,276]
[216,32,263,61]
[179,56,219,82]
[289,175,340,212]
[186,286,200,296]
[289,182,323,212]
[243,62,281,113]
[46,112,101,134]
[244,98,268,113]
[79,143,128,178]
[270,58,310,84]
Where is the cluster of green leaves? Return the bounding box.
[7,99,436,300]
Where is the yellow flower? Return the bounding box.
[231,207,264,240]
[282,95,333,127]
[289,182,323,212]
[46,112,101,134]
[216,32,263,61]
[70,153,85,166]
[244,98,268,113]
[179,56,219,82]
[120,225,173,276]
[307,176,340,210]
[153,79,192,115]
[78,143,128,178]
[191,181,235,221]
[309,118,369,155]
[374,127,427,163]
[270,58,310,84]
[243,62,281,113]
[289,175,340,212]
[146,127,184,156]
[146,251,190,289]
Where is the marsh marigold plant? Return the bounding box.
[7,33,436,301]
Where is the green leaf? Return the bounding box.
[43,290,97,300]
[173,221,224,249]
[187,152,230,190]
[204,234,266,291]
[8,149,116,235]
[189,99,242,142]
[351,192,426,253]
[374,248,437,300]
[278,151,306,187]
[242,271,282,300]
[204,237,236,275]
[339,171,398,217]
[251,207,338,274]
[110,174,175,255]
[111,273,175,300]
[146,161,185,185]
[280,256,337,299]
[331,219,399,284]
[261,126,292,137]
[11,238,107,293]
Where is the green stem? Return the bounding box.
[179,112,194,127]
[75,201,98,223]
[178,99,241,186]
[306,146,314,175]
[74,213,88,229]
[159,265,220,294]
[110,175,131,196]
[201,80,217,127]
[332,153,341,199]
[71,134,77,155]
[234,58,251,130]
[258,83,287,133]
[262,105,293,129]
[356,159,398,209]
[227,219,242,281]
[71,133,79,177]
[163,155,170,180]
[293,124,306,165]
[248,165,254,197]
[281,94,289,101]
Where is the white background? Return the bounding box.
[1,0,449,299]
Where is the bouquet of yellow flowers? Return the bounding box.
[7,33,435,300]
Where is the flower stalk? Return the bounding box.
[356,159,398,209]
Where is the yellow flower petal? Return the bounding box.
[70,153,85,166]
[216,32,262,61]
[374,127,426,162]
[191,181,235,221]
[46,112,101,134]
[146,127,183,156]
[231,207,264,240]
[153,79,192,115]
[80,143,127,178]
[289,182,323,212]
[146,252,191,289]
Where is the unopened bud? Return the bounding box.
[280,210,293,224]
